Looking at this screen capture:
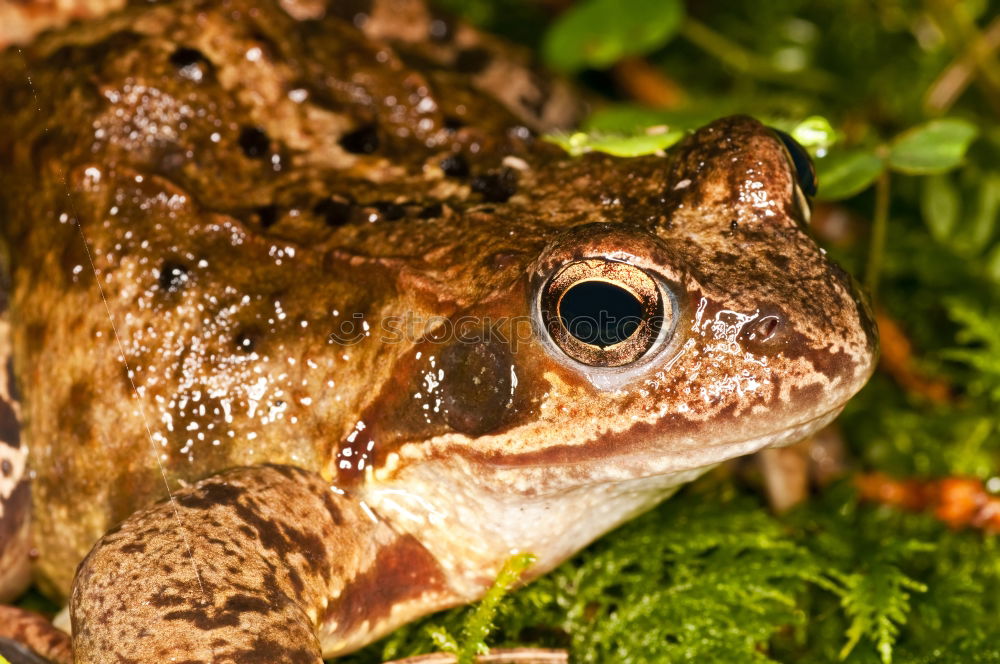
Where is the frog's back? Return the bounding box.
[0,0,585,597]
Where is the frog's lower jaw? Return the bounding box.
[70,465,464,663]
[361,405,846,600]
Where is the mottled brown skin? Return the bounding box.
[0,0,876,661]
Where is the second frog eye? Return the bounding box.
[770,127,817,197]
[539,259,668,368]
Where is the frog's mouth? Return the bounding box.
[452,403,846,494]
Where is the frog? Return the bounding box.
[0,0,877,661]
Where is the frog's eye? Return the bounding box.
[539,260,667,368]
[770,128,817,197]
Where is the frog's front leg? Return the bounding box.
[72,464,460,663]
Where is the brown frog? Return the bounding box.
[0,0,877,661]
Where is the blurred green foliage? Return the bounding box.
[341,0,1000,662]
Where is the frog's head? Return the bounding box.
[509,116,878,481]
[363,115,876,585]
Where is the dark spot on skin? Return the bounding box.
[23,322,45,358]
[64,380,94,447]
[254,205,280,228]
[149,589,187,608]
[314,197,354,227]
[371,201,405,221]
[175,481,245,510]
[234,328,258,353]
[287,567,305,594]
[232,638,318,664]
[7,357,17,402]
[327,0,373,23]
[168,47,212,82]
[162,607,240,630]
[223,594,270,614]
[231,499,291,554]
[1,459,11,477]
[439,153,469,178]
[264,464,306,482]
[443,116,465,132]
[439,339,513,435]
[454,47,492,74]
[338,124,379,154]
[320,490,343,526]
[419,203,443,219]
[238,126,270,159]
[471,168,518,203]
[768,251,791,272]
[0,399,20,448]
[326,534,448,637]
[158,261,189,293]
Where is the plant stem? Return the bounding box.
[678,17,836,92]
[865,172,892,300]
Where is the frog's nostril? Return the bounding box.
[749,315,780,341]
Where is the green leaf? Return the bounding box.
[426,625,459,654]
[542,0,684,72]
[583,104,730,134]
[815,149,885,200]
[987,243,1000,285]
[888,119,979,174]
[544,128,684,157]
[966,173,1000,254]
[834,559,928,663]
[790,115,837,152]
[920,174,960,244]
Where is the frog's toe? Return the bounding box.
[0,607,73,664]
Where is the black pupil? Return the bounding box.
[558,281,644,348]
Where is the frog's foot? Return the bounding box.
[0,606,73,664]
[71,464,459,662]
[0,308,30,603]
[758,424,847,512]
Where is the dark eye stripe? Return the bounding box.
[771,128,817,197]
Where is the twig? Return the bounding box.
[924,15,1000,114]
[612,57,685,108]
[864,172,891,300]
